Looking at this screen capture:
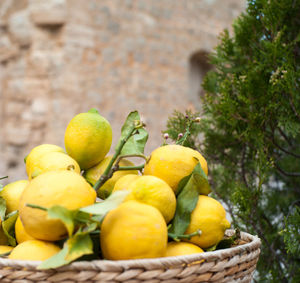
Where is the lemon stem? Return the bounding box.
[93,124,144,193]
[26,203,48,211]
[168,229,202,242]
[116,164,145,171]
[0,176,8,180]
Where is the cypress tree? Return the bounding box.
[165,0,300,281]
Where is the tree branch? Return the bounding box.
[273,163,300,177]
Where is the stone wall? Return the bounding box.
[0,0,246,181]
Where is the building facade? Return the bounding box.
[0,0,246,180]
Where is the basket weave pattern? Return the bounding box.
[0,231,261,283]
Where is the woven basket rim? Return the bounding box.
[0,230,261,272]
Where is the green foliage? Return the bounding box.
[164,110,202,149]
[2,211,18,246]
[116,111,148,156]
[169,163,210,236]
[166,0,300,281]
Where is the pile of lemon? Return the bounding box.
[0,109,230,263]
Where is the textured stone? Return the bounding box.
[0,0,246,180]
[0,35,18,62]
[8,9,32,47]
[5,121,31,146]
[29,0,66,26]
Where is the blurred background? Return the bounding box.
[0,0,246,181]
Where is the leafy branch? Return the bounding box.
[93,111,148,194]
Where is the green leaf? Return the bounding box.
[38,244,70,269]
[47,206,77,237]
[121,128,148,155]
[0,197,6,221]
[2,211,18,246]
[80,190,129,216]
[169,173,199,236]
[38,225,96,269]
[65,232,93,261]
[192,161,211,195]
[0,251,12,257]
[115,111,148,155]
[205,243,218,251]
[176,163,211,196]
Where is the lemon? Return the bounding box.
[0,180,29,213]
[84,156,139,199]
[112,174,141,192]
[25,144,65,176]
[28,151,81,180]
[124,175,176,223]
[9,240,60,261]
[185,195,230,249]
[144,144,208,193]
[165,242,204,257]
[19,170,96,241]
[101,200,167,260]
[0,245,13,255]
[64,109,112,170]
[15,216,35,244]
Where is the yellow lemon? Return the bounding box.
[101,200,167,260]
[185,195,230,249]
[0,180,29,213]
[25,144,65,176]
[19,171,96,241]
[0,245,13,255]
[165,242,204,257]
[84,156,139,199]
[144,144,208,193]
[112,174,141,192]
[9,240,60,261]
[64,109,112,170]
[15,216,35,244]
[124,175,176,223]
[28,151,81,180]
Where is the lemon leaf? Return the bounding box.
[169,163,208,235]
[80,190,129,216]
[116,111,148,155]
[65,232,93,261]
[2,211,18,246]
[205,243,218,251]
[0,197,6,221]
[192,161,211,195]
[121,128,148,155]
[38,244,69,269]
[47,206,77,237]
[169,176,199,236]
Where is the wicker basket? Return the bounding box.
[0,230,261,283]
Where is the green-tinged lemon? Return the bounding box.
[64,109,112,170]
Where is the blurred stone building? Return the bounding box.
[0,0,246,181]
